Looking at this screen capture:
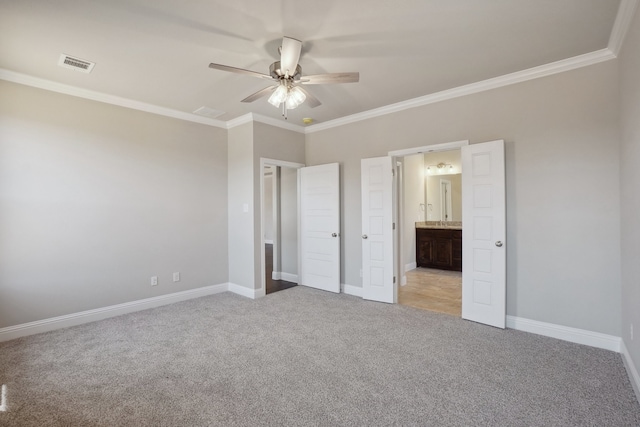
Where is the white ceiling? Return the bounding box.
[0,0,625,127]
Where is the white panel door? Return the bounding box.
[461,140,506,328]
[361,156,395,303]
[299,163,340,293]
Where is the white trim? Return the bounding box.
[264,239,274,244]
[0,68,227,129]
[506,315,621,352]
[261,158,306,170]
[226,112,305,133]
[405,262,417,272]
[388,140,469,157]
[621,340,640,403]
[252,113,305,133]
[279,272,298,283]
[0,384,6,412]
[0,51,622,138]
[226,113,254,129]
[227,282,259,299]
[0,283,228,343]
[272,271,281,280]
[1,1,633,136]
[341,284,363,297]
[608,0,640,56]
[305,49,615,134]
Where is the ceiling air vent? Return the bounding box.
[193,106,225,119]
[58,54,95,73]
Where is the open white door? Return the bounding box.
[299,163,340,293]
[361,156,395,303]
[461,140,506,328]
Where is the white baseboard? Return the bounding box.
[341,283,363,297]
[264,239,274,244]
[405,262,417,272]
[621,340,640,404]
[271,272,298,283]
[0,283,228,343]
[227,282,258,299]
[506,315,621,352]
[280,272,298,283]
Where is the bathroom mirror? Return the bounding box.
[424,150,462,222]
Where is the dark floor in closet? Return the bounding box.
[265,243,297,294]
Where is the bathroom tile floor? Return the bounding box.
[399,267,462,316]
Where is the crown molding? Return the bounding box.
[304,48,615,134]
[2,0,635,135]
[251,113,306,133]
[0,68,228,129]
[0,47,619,136]
[608,0,639,56]
[226,113,305,134]
[226,113,254,129]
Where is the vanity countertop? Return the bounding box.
[415,221,462,230]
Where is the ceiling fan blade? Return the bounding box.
[241,86,276,103]
[209,63,272,80]
[301,72,359,84]
[296,86,321,108]
[280,37,302,77]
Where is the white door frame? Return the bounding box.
[258,157,305,298]
[388,140,469,303]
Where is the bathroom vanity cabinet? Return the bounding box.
[416,227,462,271]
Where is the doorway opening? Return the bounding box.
[394,147,463,316]
[260,159,305,296]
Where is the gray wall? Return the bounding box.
[227,122,255,290]
[306,61,621,335]
[252,123,305,288]
[619,6,640,383]
[227,121,304,292]
[0,81,228,328]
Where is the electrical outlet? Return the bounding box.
[173,272,180,282]
[151,276,158,286]
[631,323,634,341]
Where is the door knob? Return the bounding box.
[362,234,368,239]
[495,241,503,247]
[332,232,339,237]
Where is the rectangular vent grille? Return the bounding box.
[58,54,95,73]
[193,106,225,119]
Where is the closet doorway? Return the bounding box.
[261,161,301,295]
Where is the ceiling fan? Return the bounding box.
[208,36,359,120]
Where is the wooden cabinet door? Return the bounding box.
[417,235,435,267]
[433,238,453,268]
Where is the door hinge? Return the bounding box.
[393,276,396,284]
[392,222,396,230]
[392,169,395,176]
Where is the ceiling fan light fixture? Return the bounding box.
[285,86,306,110]
[268,83,288,107]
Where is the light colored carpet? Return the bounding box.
[0,286,639,426]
